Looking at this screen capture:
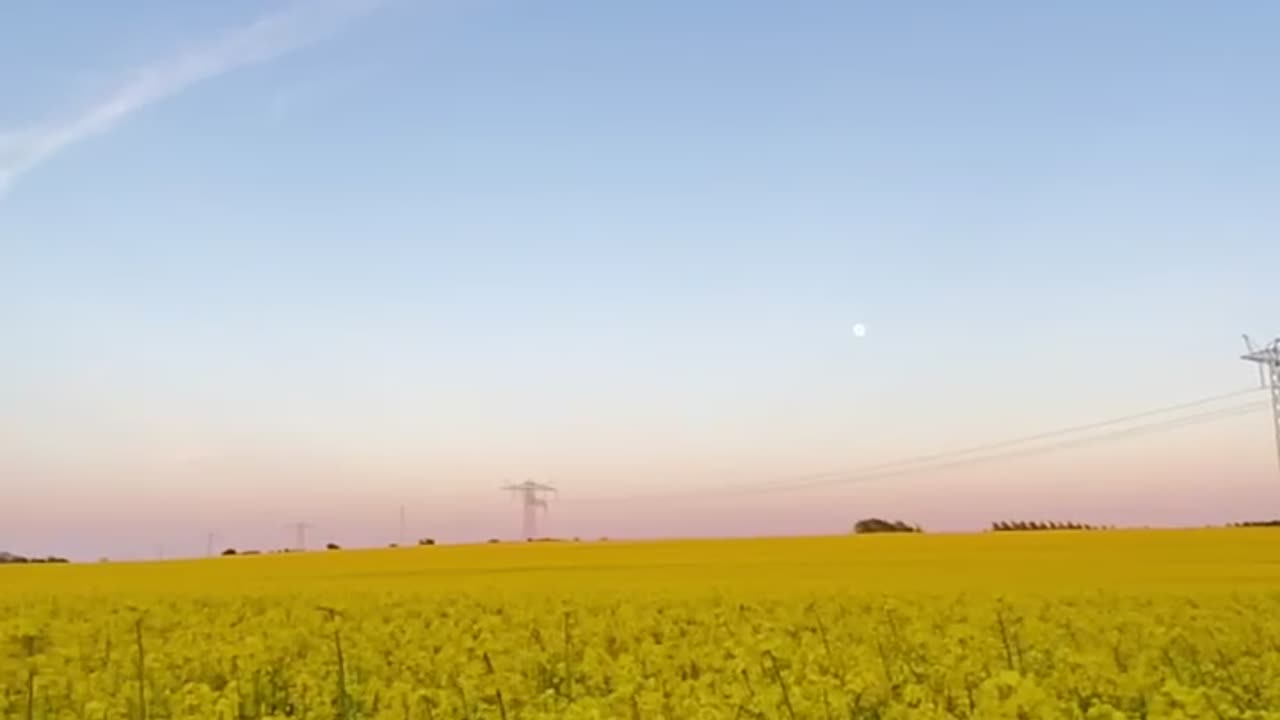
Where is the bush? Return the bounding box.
[221,548,237,556]
[853,518,922,534]
[326,543,341,551]
[418,538,435,546]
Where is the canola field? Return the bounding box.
[3,529,1280,719]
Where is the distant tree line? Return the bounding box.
[1227,520,1280,528]
[853,518,923,534]
[0,551,70,564]
[220,548,302,556]
[990,521,1113,532]
[223,539,447,555]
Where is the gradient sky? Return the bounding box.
[2,1,1278,560]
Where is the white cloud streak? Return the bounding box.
[0,0,382,196]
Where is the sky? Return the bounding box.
[2,1,1278,561]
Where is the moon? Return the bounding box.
[852,323,867,338]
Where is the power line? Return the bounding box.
[564,387,1265,503]
[749,386,1262,493]
[743,400,1268,496]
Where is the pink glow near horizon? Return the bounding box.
[4,416,1276,561]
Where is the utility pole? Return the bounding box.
[205,531,218,558]
[398,505,406,546]
[1242,335,1280,473]
[501,480,557,540]
[286,522,313,551]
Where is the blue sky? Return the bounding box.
[2,1,1278,559]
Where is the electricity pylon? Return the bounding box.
[1242,335,1280,473]
[285,521,313,551]
[501,480,557,540]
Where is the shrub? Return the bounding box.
[326,543,341,551]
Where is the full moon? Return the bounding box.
[852,323,867,338]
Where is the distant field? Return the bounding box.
[5,527,1280,595]
[4,529,1280,718]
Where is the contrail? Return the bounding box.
[0,0,382,195]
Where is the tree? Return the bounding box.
[418,538,436,546]
[853,518,922,534]
[221,548,237,556]
[326,542,341,551]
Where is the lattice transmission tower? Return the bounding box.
[1242,335,1280,473]
[502,480,557,540]
[285,521,313,551]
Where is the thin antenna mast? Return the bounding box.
[1242,335,1280,474]
[501,480,557,540]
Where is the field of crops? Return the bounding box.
[4,530,1280,719]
